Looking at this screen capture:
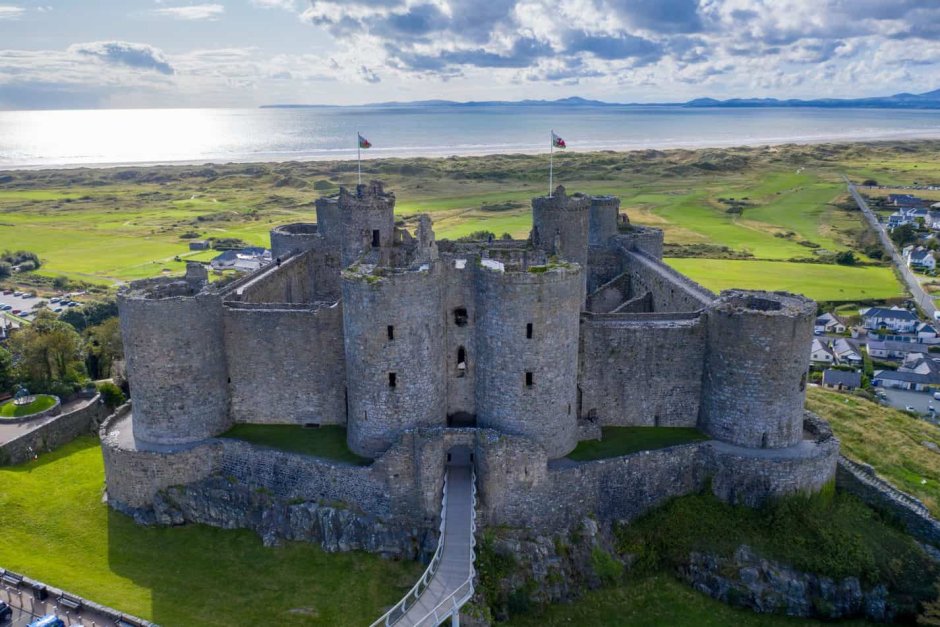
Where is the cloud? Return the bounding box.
[251,0,298,9]
[0,4,24,20]
[69,41,175,74]
[151,4,224,21]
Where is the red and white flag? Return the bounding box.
[551,131,566,149]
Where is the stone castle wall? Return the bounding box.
[700,291,816,449]
[224,302,346,425]
[579,313,706,426]
[119,291,232,446]
[585,272,631,313]
[474,265,582,458]
[343,266,446,457]
[624,251,714,312]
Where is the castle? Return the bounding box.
[101,181,838,538]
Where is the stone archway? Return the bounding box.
[446,444,473,467]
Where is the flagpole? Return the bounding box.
[549,130,554,197]
[357,131,361,185]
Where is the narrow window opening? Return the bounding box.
[371,229,381,247]
[525,371,534,387]
[526,322,533,339]
[447,453,452,462]
[761,433,768,449]
[387,325,395,340]
[567,403,571,415]
[457,346,467,376]
[799,371,807,392]
[454,307,468,326]
[388,372,397,388]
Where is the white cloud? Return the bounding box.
[151,3,224,21]
[0,4,24,20]
[251,0,298,9]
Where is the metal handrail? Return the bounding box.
[411,470,478,627]
[369,473,450,627]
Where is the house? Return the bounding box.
[872,369,935,391]
[810,338,835,365]
[917,322,940,344]
[906,246,936,271]
[210,247,272,272]
[867,339,932,360]
[830,338,863,366]
[188,240,210,251]
[815,312,847,335]
[822,369,862,391]
[860,307,919,333]
[888,212,911,230]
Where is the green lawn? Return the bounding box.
[506,574,870,627]
[0,437,419,626]
[807,386,940,517]
[666,258,904,302]
[0,394,56,418]
[220,424,370,465]
[567,427,708,462]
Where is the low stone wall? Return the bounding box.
[836,455,940,547]
[0,395,107,466]
[0,566,155,627]
[624,249,715,312]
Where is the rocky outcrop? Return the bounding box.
[684,545,894,622]
[149,475,434,559]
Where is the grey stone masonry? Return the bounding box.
[700,291,816,449]
[105,180,839,549]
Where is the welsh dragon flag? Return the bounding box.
[551,131,566,149]
[358,133,372,149]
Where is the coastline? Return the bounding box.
[2,114,939,172]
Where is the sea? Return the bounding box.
[1,105,940,170]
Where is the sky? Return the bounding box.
[0,0,938,109]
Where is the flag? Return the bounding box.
[358,133,372,149]
[552,131,566,149]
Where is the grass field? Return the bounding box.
[220,424,370,465]
[666,258,904,302]
[0,437,420,626]
[0,394,56,418]
[806,386,940,517]
[2,141,936,299]
[567,427,708,461]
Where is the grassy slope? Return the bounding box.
[807,386,940,516]
[0,437,420,626]
[506,575,869,626]
[567,427,707,461]
[220,424,370,465]
[3,141,936,298]
[666,258,903,302]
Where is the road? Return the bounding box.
[878,387,940,425]
[844,176,937,319]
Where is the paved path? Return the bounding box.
[393,464,475,627]
[845,176,936,318]
[1,583,114,627]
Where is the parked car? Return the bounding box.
[0,600,11,622]
[11,310,21,315]
[52,307,62,313]
[1,289,12,295]
[28,615,65,627]
[50,297,60,303]
[906,405,916,412]
[0,305,11,311]
[933,391,940,401]
[12,291,22,297]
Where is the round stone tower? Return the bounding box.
[532,186,590,302]
[699,290,816,449]
[118,281,231,447]
[342,264,446,457]
[270,223,321,259]
[589,195,621,246]
[474,262,582,458]
[315,181,396,267]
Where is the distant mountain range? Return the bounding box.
[263,89,940,110]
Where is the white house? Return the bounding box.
[810,338,835,365]
[860,307,919,333]
[907,246,937,271]
[814,312,847,335]
[830,338,863,366]
[917,322,940,344]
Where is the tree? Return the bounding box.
[7,310,86,391]
[96,381,126,408]
[0,261,11,280]
[861,179,878,187]
[890,223,918,248]
[60,298,118,333]
[834,251,856,266]
[0,346,14,394]
[85,317,123,379]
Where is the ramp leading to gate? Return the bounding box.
[370,463,477,627]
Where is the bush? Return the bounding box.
[97,382,126,408]
[0,261,11,280]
